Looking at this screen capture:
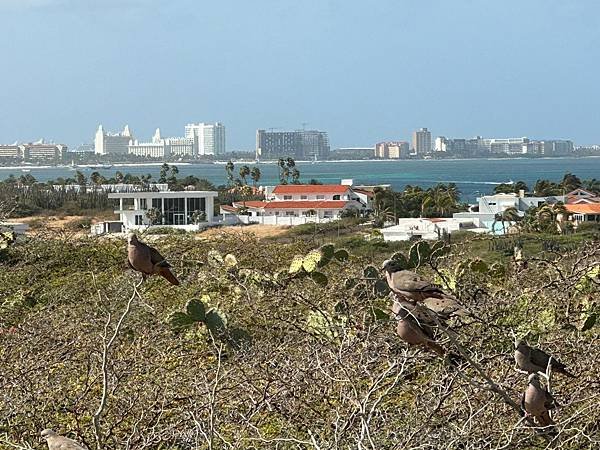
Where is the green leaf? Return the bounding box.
[581,313,597,332]
[408,241,431,268]
[372,307,390,321]
[390,252,410,270]
[303,250,323,273]
[289,255,305,274]
[334,249,349,262]
[470,259,489,273]
[205,310,227,334]
[186,299,206,322]
[363,265,379,279]
[311,271,328,286]
[374,279,390,296]
[320,243,335,259]
[167,312,195,330]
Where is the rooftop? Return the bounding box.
[272,184,350,194]
[565,204,600,214]
[108,190,218,199]
[234,200,349,210]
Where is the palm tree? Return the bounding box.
[277,158,286,184]
[250,167,261,187]
[561,172,582,193]
[90,171,104,189]
[238,165,251,185]
[225,160,235,186]
[291,168,301,184]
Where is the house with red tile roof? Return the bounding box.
[565,188,599,205]
[564,203,600,226]
[221,183,368,225]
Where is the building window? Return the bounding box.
[134,215,143,225]
[138,198,147,210]
[284,195,292,200]
[333,195,340,200]
[316,195,325,200]
[187,197,206,224]
[164,198,185,225]
[152,198,163,212]
[285,211,296,216]
[300,195,308,200]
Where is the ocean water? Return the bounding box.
[1,157,599,202]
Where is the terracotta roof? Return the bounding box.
[220,205,238,212]
[233,200,349,210]
[272,184,350,194]
[565,204,600,214]
[234,201,267,209]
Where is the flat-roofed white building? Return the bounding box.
[381,217,487,241]
[106,189,218,232]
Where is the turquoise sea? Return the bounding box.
[1,157,599,202]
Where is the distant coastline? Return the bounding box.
[1,155,600,170]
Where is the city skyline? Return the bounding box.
[1,1,600,149]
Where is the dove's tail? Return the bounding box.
[158,267,180,286]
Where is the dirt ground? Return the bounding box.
[8,216,291,240]
[199,224,290,240]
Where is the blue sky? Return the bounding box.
[1,0,599,149]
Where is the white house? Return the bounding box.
[95,189,218,233]
[221,183,367,225]
[380,217,487,241]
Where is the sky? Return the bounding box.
[1,0,599,150]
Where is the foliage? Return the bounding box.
[0,228,599,449]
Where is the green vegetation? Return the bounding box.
[0,230,598,449]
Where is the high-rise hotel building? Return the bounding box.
[185,122,226,156]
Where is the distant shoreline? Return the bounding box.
[1,155,599,170]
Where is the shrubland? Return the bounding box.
[0,230,598,449]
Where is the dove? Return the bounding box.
[381,260,445,302]
[514,340,576,377]
[393,303,462,364]
[521,374,557,432]
[127,233,180,286]
[382,260,469,319]
[41,429,87,450]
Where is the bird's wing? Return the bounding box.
[56,437,87,450]
[148,245,171,268]
[544,390,557,410]
[528,347,552,369]
[390,272,444,294]
[422,296,467,318]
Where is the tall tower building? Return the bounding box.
[185,122,226,156]
[94,125,133,155]
[412,128,431,155]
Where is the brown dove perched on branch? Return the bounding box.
[382,260,469,318]
[392,300,462,364]
[127,233,180,286]
[41,429,87,450]
[521,374,557,433]
[514,339,576,378]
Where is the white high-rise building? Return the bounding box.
[94,125,133,155]
[185,122,226,156]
